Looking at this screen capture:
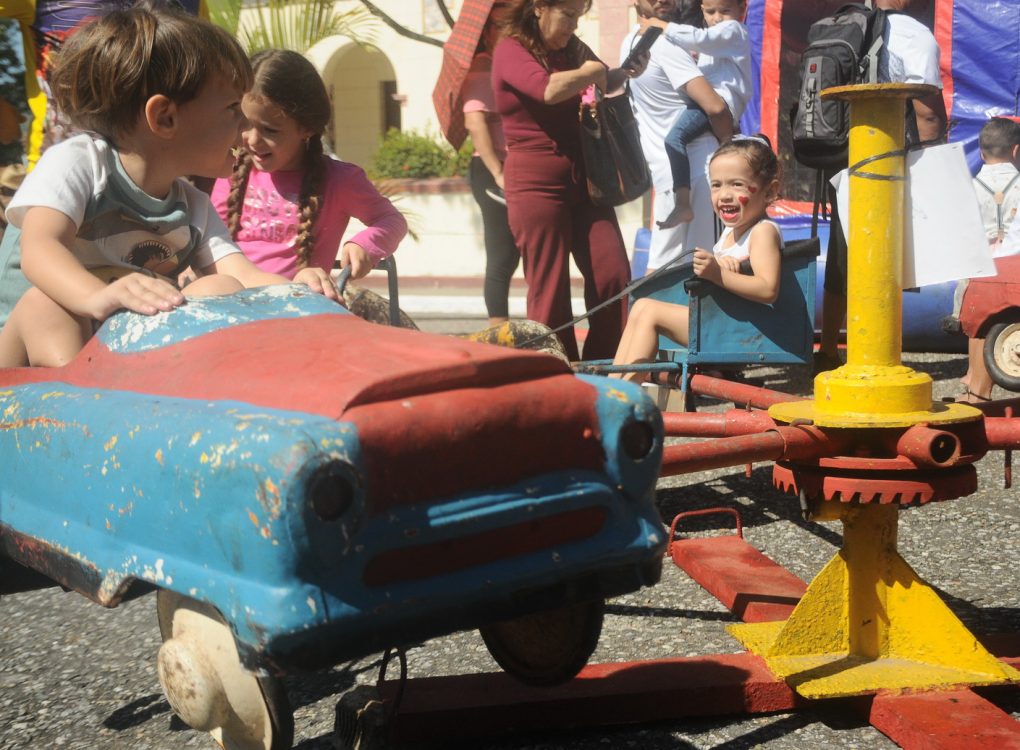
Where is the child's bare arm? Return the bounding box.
[20,206,185,319]
[201,251,340,300]
[692,223,782,304]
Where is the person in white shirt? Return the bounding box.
[955,117,1020,402]
[973,118,1020,252]
[639,0,751,228]
[623,0,733,273]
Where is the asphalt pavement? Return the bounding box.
[2,320,1019,749]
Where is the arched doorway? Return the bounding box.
[308,39,398,170]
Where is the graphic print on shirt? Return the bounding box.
[238,185,302,245]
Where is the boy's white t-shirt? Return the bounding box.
[664,19,752,122]
[6,133,239,280]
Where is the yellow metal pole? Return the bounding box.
[770,83,978,428]
[845,98,904,368]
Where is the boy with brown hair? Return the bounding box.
[0,4,339,368]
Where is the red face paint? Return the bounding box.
[748,185,758,194]
[738,195,749,205]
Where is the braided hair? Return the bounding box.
[226,49,331,269]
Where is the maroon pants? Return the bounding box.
[504,143,630,361]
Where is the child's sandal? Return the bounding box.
[955,389,992,404]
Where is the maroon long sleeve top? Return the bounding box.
[491,36,601,158]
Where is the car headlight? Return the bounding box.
[620,419,656,461]
[307,461,357,522]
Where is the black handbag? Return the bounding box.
[579,88,651,207]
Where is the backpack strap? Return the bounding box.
[864,8,886,83]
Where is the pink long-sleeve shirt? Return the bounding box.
[211,158,407,278]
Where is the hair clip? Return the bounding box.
[731,134,770,147]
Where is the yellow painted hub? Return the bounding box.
[815,364,931,414]
[769,381,981,428]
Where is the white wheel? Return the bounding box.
[156,590,293,750]
[984,320,1020,391]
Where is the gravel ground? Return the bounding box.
[2,338,1019,750]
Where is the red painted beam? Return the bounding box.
[381,653,802,743]
[870,689,1020,750]
[688,373,806,409]
[659,424,835,477]
[670,535,807,623]
[662,409,777,438]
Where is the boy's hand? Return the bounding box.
[293,266,341,302]
[89,273,185,320]
[339,242,375,281]
[691,248,722,282]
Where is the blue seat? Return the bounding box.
[637,237,819,363]
[619,237,820,403]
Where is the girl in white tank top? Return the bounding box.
[612,136,783,381]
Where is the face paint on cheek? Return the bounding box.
[738,195,749,206]
[748,185,758,194]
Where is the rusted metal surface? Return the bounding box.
[377,652,804,744]
[668,508,807,624]
[773,461,978,506]
[870,689,1020,750]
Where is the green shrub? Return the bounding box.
[451,138,474,178]
[370,128,472,179]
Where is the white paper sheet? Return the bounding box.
[833,142,996,288]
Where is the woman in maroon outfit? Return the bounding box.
[492,0,646,360]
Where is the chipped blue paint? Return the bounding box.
[0,382,360,649]
[581,374,664,502]
[99,285,348,354]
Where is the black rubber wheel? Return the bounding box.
[984,320,1020,392]
[479,598,605,687]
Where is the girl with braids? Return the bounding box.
[610,136,782,381]
[211,49,405,284]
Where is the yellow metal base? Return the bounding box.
[770,364,981,427]
[770,397,981,428]
[729,505,1020,699]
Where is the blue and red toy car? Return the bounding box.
[0,286,666,749]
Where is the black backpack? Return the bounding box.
[791,3,888,170]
